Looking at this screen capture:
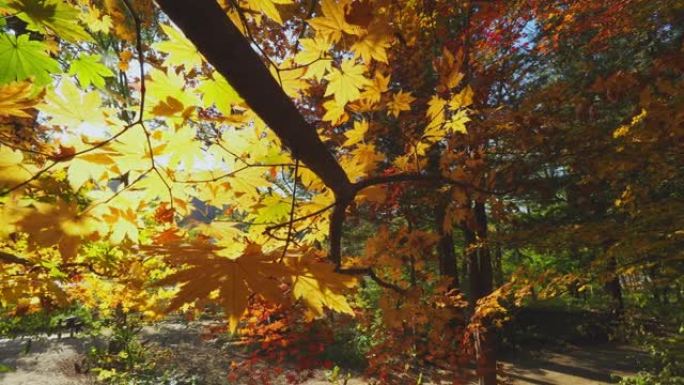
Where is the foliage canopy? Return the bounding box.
[0,0,682,383]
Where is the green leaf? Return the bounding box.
[8,0,92,42]
[68,54,114,89]
[0,33,60,85]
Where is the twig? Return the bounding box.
[280,160,300,260]
[263,202,334,232]
[353,172,509,196]
[338,267,407,294]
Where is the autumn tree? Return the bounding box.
[1,0,682,384]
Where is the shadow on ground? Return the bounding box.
[501,344,648,384]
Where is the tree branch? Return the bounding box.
[280,160,300,260]
[155,0,352,198]
[338,267,407,294]
[263,203,335,232]
[0,251,31,266]
[0,251,119,278]
[353,172,507,195]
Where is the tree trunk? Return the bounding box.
[438,232,459,287]
[468,202,493,300]
[464,201,496,385]
[605,255,624,314]
[436,203,459,288]
[465,226,479,300]
[493,243,504,288]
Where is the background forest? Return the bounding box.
[0,0,682,384]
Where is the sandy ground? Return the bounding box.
[0,336,94,385]
[0,326,647,385]
[500,344,647,385]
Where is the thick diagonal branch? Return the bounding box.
[0,251,31,266]
[155,0,352,197]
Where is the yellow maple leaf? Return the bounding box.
[351,22,391,64]
[322,99,349,125]
[294,37,332,80]
[153,243,287,331]
[246,194,291,224]
[361,70,390,105]
[79,6,112,34]
[0,81,42,118]
[445,109,470,134]
[147,68,201,113]
[103,0,134,41]
[343,119,368,147]
[118,50,133,71]
[424,97,447,141]
[285,249,356,317]
[387,90,415,117]
[198,222,246,257]
[151,96,185,117]
[340,155,366,181]
[299,167,326,191]
[197,73,243,115]
[153,24,204,69]
[272,59,307,98]
[307,0,360,43]
[356,185,386,204]
[245,0,293,25]
[67,151,117,190]
[427,95,447,122]
[434,47,464,92]
[393,153,425,172]
[0,145,35,190]
[444,70,464,91]
[449,85,474,110]
[39,80,105,128]
[101,205,141,244]
[324,59,370,106]
[349,142,383,173]
[14,201,99,260]
[162,126,205,169]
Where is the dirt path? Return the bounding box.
[501,344,647,384]
[0,330,646,385]
[0,336,94,385]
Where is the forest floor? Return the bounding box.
[0,323,647,385]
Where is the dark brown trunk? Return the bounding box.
[438,232,459,287]
[606,256,624,314]
[474,202,493,297]
[493,244,504,288]
[465,226,479,302]
[469,201,496,385]
[436,204,459,288]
